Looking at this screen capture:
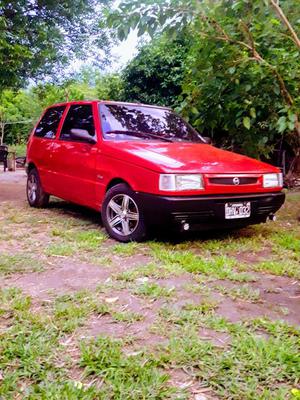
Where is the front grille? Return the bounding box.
[209,177,258,185]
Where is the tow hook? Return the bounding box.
[268,213,277,222]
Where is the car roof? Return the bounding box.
[48,100,171,110]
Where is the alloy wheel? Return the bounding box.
[27,174,37,203]
[107,194,139,236]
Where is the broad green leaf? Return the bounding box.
[250,108,256,119]
[243,117,251,130]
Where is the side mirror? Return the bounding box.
[70,128,97,144]
[203,136,212,145]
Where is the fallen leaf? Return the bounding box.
[195,394,207,400]
[178,380,193,389]
[136,277,149,284]
[105,297,119,304]
[125,350,142,357]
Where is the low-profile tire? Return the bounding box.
[27,168,50,208]
[101,183,146,242]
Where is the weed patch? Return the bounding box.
[0,253,44,276]
[80,337,176,399]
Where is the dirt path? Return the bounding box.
[0,170,27,203]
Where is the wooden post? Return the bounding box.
[8,151,16,171]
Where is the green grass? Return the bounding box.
[252,260,300,279]
[156,301,219,331]
[214,284,261,302]
[112,242,145,256]
[151,248,255,282]
[53,291,110,333]
[51,228,107,251]
[199,232,264,254]
[115,262,184,282]
[46,243,76,257]
[80,337,176,399]
[155,314,300,399]
[112,310,144,323]
[134,282,175,298]
[272,232,300,254]
[45,228,107,257]
[0,253,44,275]
[0,287,32,315]
[0,287,177,399]
[157,326,300,399]
[0,288,65,398]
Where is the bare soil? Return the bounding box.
[0,170,27,203]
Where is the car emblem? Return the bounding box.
[233,177,240,185]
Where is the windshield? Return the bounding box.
[99,103,205,143]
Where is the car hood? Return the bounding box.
[103,141,278,174]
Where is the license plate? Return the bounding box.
[225,202,251,219]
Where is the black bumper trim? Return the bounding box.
[136,191,285,230]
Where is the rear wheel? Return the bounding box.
[27,168,49,208]
[101,183,146,242]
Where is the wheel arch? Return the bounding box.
[26,162,37,174]
[106,178,132,192]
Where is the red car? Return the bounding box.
[26,100,285,242]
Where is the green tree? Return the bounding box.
[0,89,39,144]
[96,73,124,101]
[121,34,189,107]
[107,0,300,173]
[0,0,112,90]
[32,81,98,109]
[178,1,300,159]
[0,80,99,145]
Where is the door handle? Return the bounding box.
[80,145,98,154]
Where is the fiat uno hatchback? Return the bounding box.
[26,100,285,242]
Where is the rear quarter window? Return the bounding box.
[34,106,66,139]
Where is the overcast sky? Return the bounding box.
[66,29,139,76]
[111,30,139,70]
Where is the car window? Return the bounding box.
[60,104,96,141]
[34,106,66,139]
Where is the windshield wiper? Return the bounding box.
[105,130,174,143]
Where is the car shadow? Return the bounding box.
[48,199,101,226]
[148,226,256,244]
[47,198,260,244]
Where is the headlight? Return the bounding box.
[263,173,283,188]
[159,174,204,191]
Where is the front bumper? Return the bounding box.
[136,191,285,231]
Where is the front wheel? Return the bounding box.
[27,168,49,208]
[101,183,146,242]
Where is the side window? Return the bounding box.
[60,104,96,141]
[34,106,65,139]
